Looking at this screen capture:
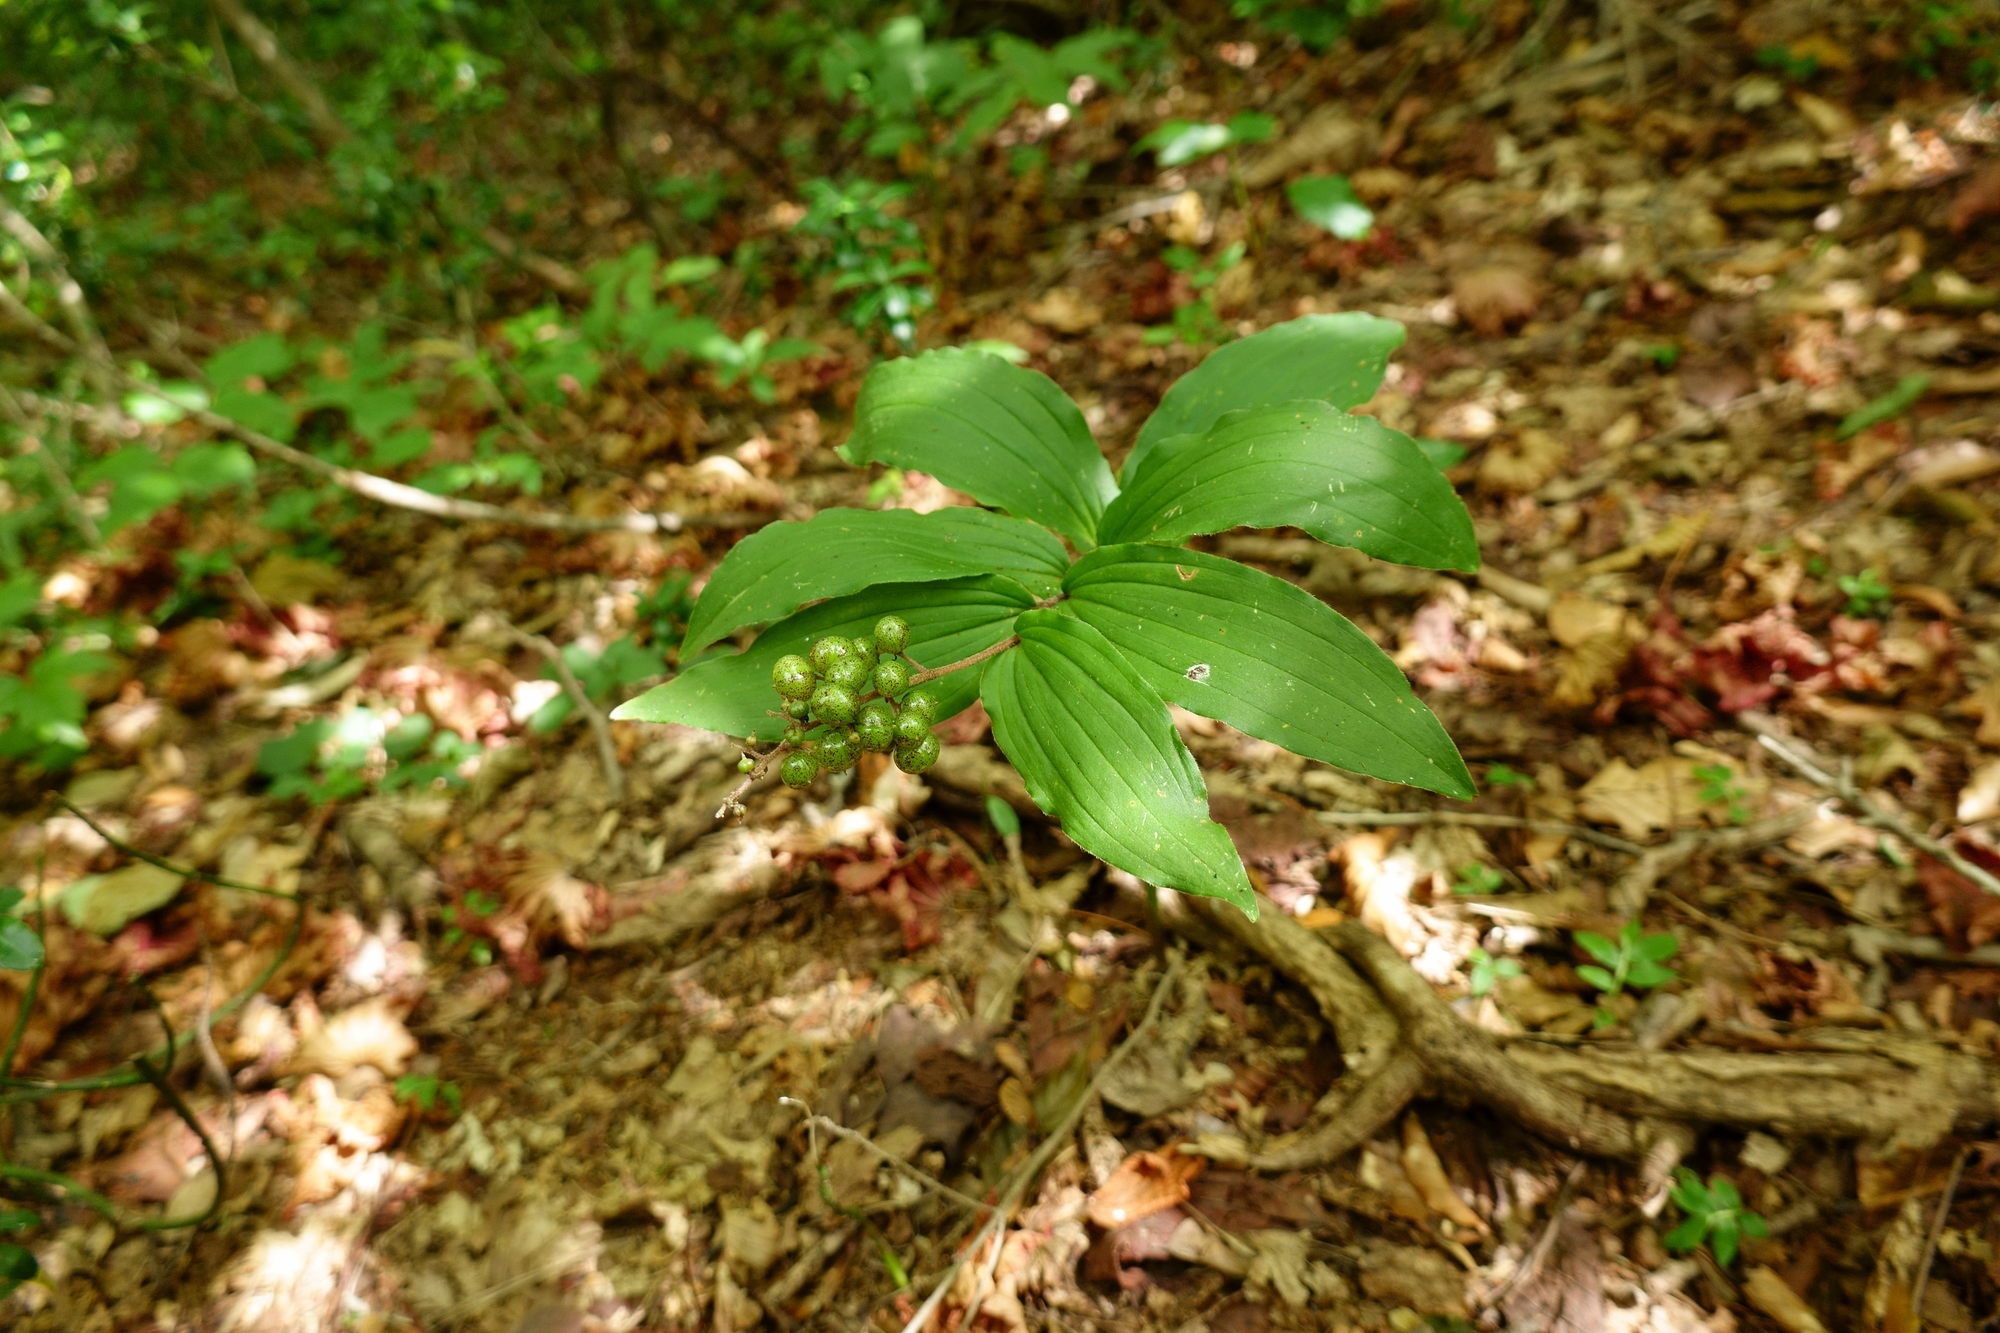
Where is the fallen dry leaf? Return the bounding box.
[1399,1113,1487,1233]
[1086,1148,1205,1229]
[290,995,418,1078]
[1577,757,1708,838]
[1453,264,1541,336]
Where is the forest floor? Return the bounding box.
[7,4,2000,1332]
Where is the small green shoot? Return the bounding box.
[1837,567,1892,618]
[1137,113,1275,167]
[393,1072,464,1117]
[0,1207,38,1299]
[1286,174,1374,240]
[1694,762,1749,825]
[1466,948,1521,999]
[1643,343,1681,370]
[1452,863,1505,896]
[1575,920,1679,1028]
[1836,373,1929,440]
[1484,763,1534,790]
[1664,1168,1768,1266]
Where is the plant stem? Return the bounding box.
[907,635,1019,689]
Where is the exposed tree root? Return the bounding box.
[1182,895,2000,1172]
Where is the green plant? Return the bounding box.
[393,1072,463,1117]
[1287,174,1374,241]
[0,887,42,973]
[1230,0,1386,51]
[1575,920,1679,1026]
[1483,763,1533,789]
[1452,863,1504,895]
[0,1206,36,1300]
[439,890,501,966]
[616,315,1479,914]
[1837,567,1892,618]
[796,178,935,350]
[1143,242,1247,348]
[1694,762,1749,825]
[1138,113,1275,169]
[1466,947,1520,998]
[1896,1,1999,92]
[1644,343,1682,370]
[1664,1168,1769,1266]
[258,707,482,804]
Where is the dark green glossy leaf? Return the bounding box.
[1125,313,1404,481]
[1102,401,1479,572]
[841,349,1116,547]
[1061,545,1473,797]
[614,575,1034,740]
[981,610,1254,913]
[681,507,1069,656]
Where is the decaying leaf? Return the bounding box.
[289,995,418,1078]
[1453,265,1542,336]
[1476,428,1568,494]
[1400,1113,1487,1233]
[1577,757,1709,838]
[1086,1148,1205,1229]
[1744,1265,1831,1333]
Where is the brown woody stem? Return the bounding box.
[907,635,1020,689]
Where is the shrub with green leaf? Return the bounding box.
[616,315,1478,915]
[1665,1168,1769,1265]
[1575,920,1679,1027]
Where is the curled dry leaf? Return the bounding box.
[1399,1114,1487,1233]
[1452,265,1542,336]
[1476,428,1568,494]
[1086,1147,1206,1229]
[289,994,418,1078]
[1743,1266,1830,1333]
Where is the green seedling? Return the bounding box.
[1837,567,1892,618]
[617,314,1479,918]
[1287,174,1373,241]
[1466,947,1521,999]
[1143,242,1247,348]
[1137,113,1275,167]
[393,1072,464,1117]
[1483,763,1534,790]
[1837,373,1929,440]
[1694,762,1749,825]
[1575,920,1679,1027]
[1644,343,1681,370]
[1452,863,1505,895]
[0,1207,37,1299]
[1664,1168,1769,1266]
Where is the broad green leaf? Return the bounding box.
[614,575,1035,740]
[1662,1215,1708,1253]
[171,442,256,495]
[841,349,1117,547]
[1125,313,1405,480]
[1101,400,1479,572]
[981,610,1254,913]
[1636,933,1681,963]
[1415,437,1467,469]
[0,917,41,971]
[204,333,295,388]
[1576,964,1616,992]
[1626,960,1677,988]
[1711,1179,1743,1209]
[1710,1217,1740,1266]
[1574,931,1619,967]
[681,507,1069,656]
[1836,373,1928,440]
[1287,174,1374,240]
[1061,545,1473,798]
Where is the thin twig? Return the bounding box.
[0,201,115,399]
[502,623,626,802]
[1912,1147,1968,1318]
[0,380,100,545]
[778,1102,994,1214]
[1313,809,1649,856]
[53,795,291,899]
[896,955,1186,1333]
[1741,712,2000,899]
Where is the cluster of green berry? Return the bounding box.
[767,615,942,787]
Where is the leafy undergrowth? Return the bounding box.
[5,3,2000,1331]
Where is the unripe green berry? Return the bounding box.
[784,724,806,746]
[856,699,895,751]
[817,732,857,771]
[781,751,820,788]
[823,655,871,692]
[784,698,809,720]
[737,755,755,773]
[872,658,912,698]
[808,682,858,725]
[873,614,910,655]
[809,636,855,676]
[892,708,932,747]
[850,634,875,659]
[894,732,941,774]
[772,654,815,700]
[900,687,941,724]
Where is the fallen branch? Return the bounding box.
[501,622,626,803]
